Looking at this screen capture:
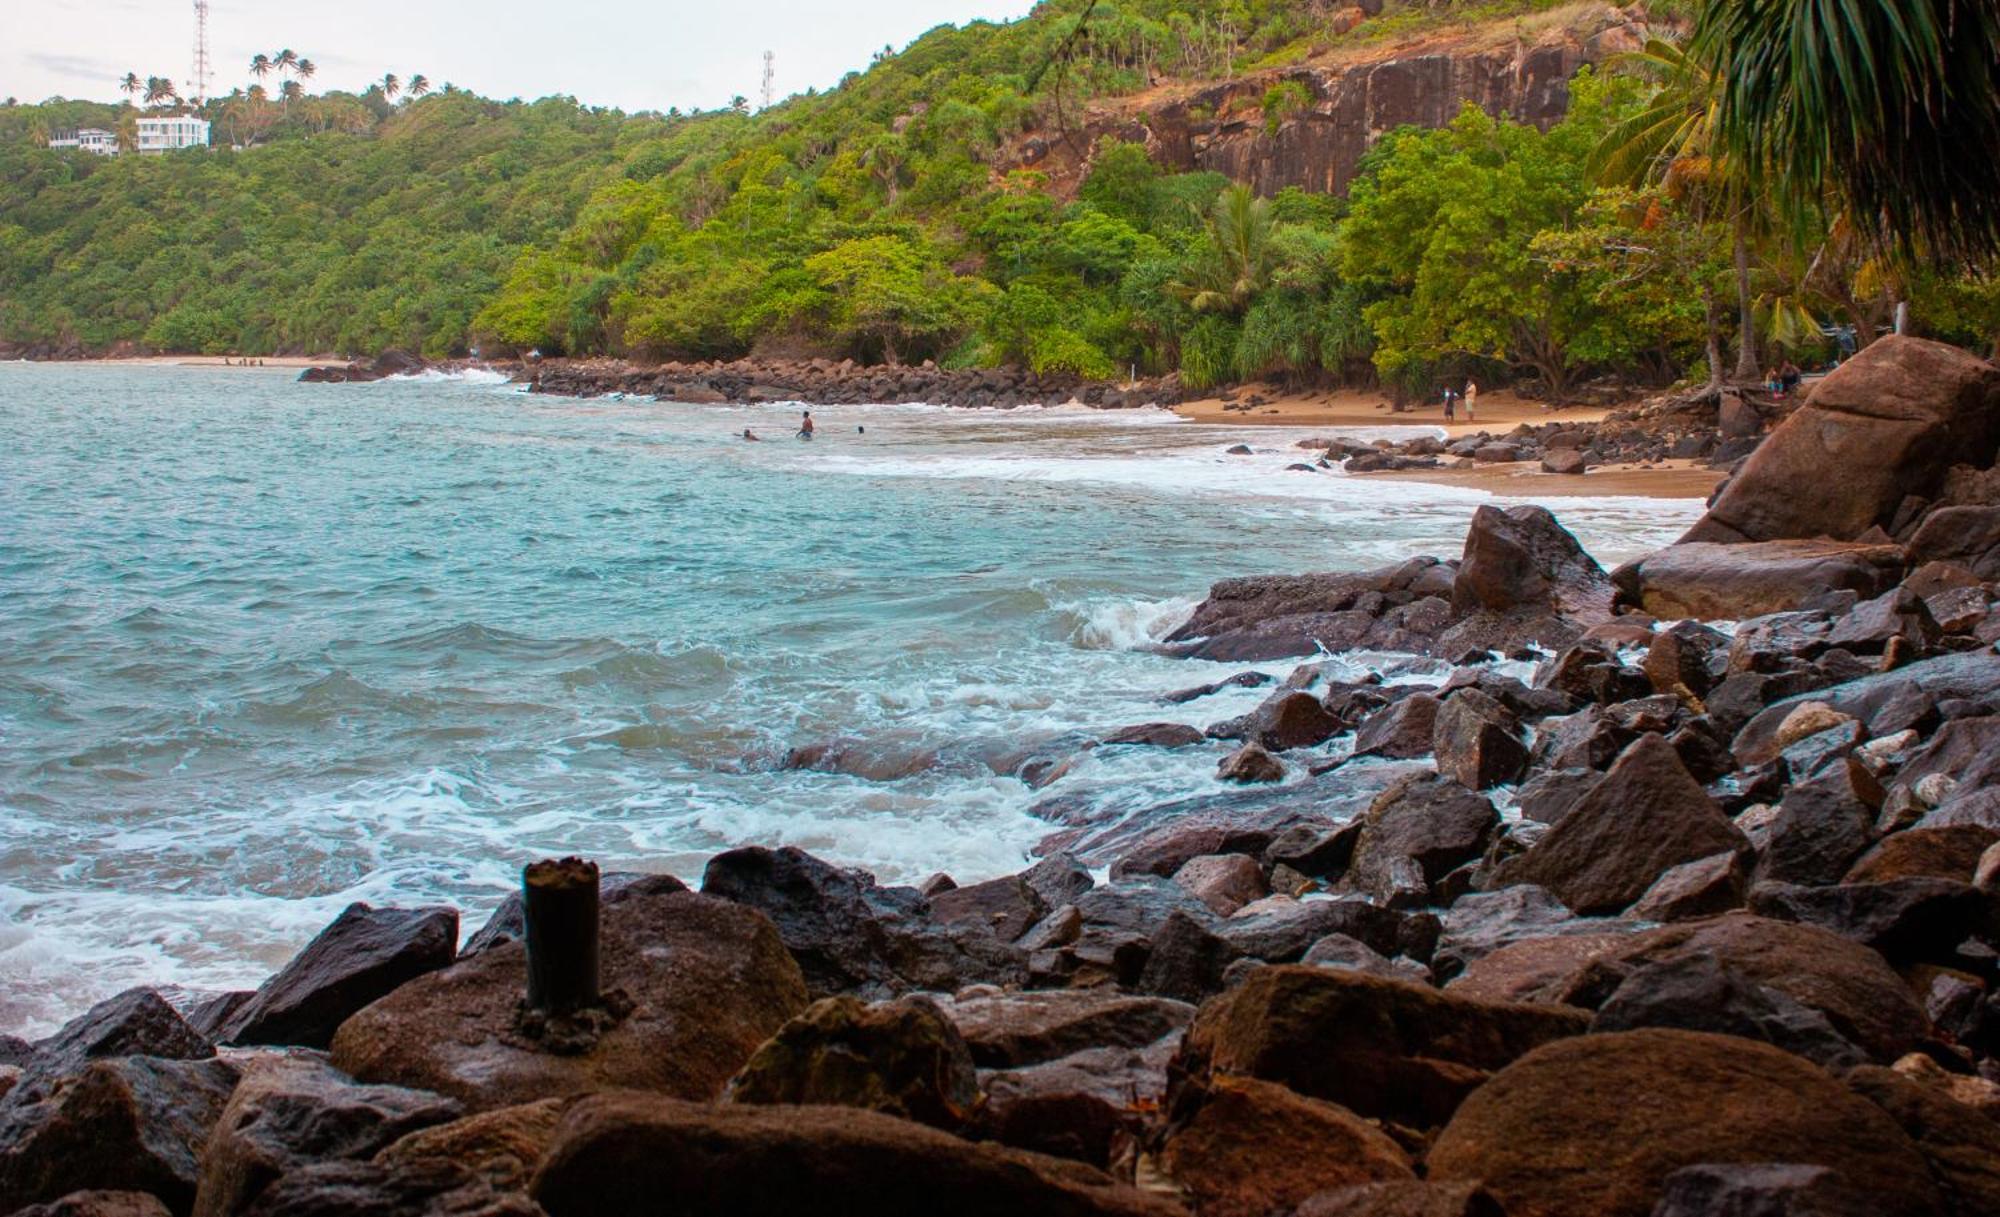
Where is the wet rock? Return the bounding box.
[1426,1029,1942,1217]
[0,1057,241,1216]
[1514,766,1600,826]
[1172,854,1267,916]
[1300,933,1431,984]
[1432,690,1528,790]
[1158,1075,1415,1217]
[527,1094,1181,1217]
[1339,774,1499,906]
[1612,539,1908,620]
[1431,885,1619,981]
[7,1194,175,1217]
[1101,723,1205,748]
[1759,770,1878,885]
[1540,448,1587,475]
[1294,1181,1505,1217]
[1627,850,1747,921]
[1491,735,1746,915]
[1650,1164,1876,1217]
[1590,952,1868,1069]
[728,995,978,1131]
[1909,505,2000,578]
[699,847,898,995]
[1351,694,1441,760]
[1169,966,1588,1130]
[1451,505,1614,623]
[1217,743,1285,783]
[1683,335,2000,545]
[938,989,1192,1070]
[1243,690,1344,751]
[15,990,211,1100]
[1826,587,1941,654]
[1845,1064,2000,1217]
[330,890,807,1112]
[1643,620,1728,698]
[1847,826,1998,884]
[191,1054,462,1217]
[222,904,458,1049]
[929,876,1046,942]
[1161,672,1275,705]
[1022,854,1096,908]
[1749,877,1991,966]
[1135,911,1240,1002]
[977,1038,1175,1168]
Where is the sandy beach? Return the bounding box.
[86,355,335,368]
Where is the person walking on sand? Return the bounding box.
[1463,379,1478,422]
[797,409,815,440]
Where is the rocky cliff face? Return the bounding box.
[1013,3,1658,197]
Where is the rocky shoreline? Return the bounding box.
[6,335,2000,1216]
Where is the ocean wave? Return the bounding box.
[1061,595,1197,651]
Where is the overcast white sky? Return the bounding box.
[5,0,1042,111]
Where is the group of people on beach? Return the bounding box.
[1766,361,1804,399]
[1442,379,1478,422]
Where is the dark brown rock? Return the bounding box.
[936,990,1193,1070]
[1169,965,1588,1130]
[929,876,1045,942]
[1613,539,1908,620]
[222,904,458,1049]
[1491,734,1746,914]
[1451,504,1613,623]
[1909,505,2000,578]
[1627,850,1747,921]
[1351,694,1442,760]
[1427,1029,1943,1217]
[1589,951,1869,1069]
[1760,770,1878,886]
[1217,743,1285,783]
[1340,774,1499,905]
[1749,877,1990,965]
[329,890,807,1112]
[1432,689,1528,790]
[728,995,978,1131]
[1684,336,2000,545]
[1172,854,1267,916]
[1101,723,1206,749]
[1846,1065,2000,1217]
[1649,1164,1877,1217]
[1158,1075,1414,1217]
[1848,826,1998,884]
[527,1094,1181,1217]
[0,1057,241,1216]
[8,1194,175,1217]
[1294,1182,1504,1217]
[191,1055,462,1217]
[15,990,211,1100]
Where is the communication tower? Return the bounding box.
[189,0,214,105]
[761,51,775,111]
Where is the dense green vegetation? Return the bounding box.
[3,0,1996,394]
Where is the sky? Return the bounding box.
[5,0,1042,112]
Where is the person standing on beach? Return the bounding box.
[1442,385,1457,422]
[1463,380,1478,421]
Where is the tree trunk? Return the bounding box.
[1702,283,1725,392]
[1732,226,1759,381]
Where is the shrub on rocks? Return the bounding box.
[1426,1028,1944,1217]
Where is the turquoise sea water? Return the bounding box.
[0,363,1702,1033]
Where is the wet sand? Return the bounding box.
[1371,459,1723,501]
[1174,386,1611,437]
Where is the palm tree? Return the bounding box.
[281,79,303,110]
[1170,184,1274,315]
[1591,38,1764,381]
[1692,0,2000,261]
[119,72,141,101]
[274,49,299,78]
[381,73,401,101]
[116,111,138,152]
[407,75,431,98]
[295,58,316,85]
[144,76,179,110]
[249,54,272,85]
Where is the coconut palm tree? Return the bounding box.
[1592,37,1766,380]
[274,49,299,78]
[407,75,431,98]
[1692,0,2000,261]
[144,76,179,110]
[249,54,272,85]
[119,72,141,101]
[281,79,303,111]
[1170,184,1274,315]
[381,73,401,100]
[295,58,316,85]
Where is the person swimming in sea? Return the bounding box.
[742,427,761,441]
[798,410,815,440]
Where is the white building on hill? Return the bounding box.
[48,128,118,155]
[136,116,210,153]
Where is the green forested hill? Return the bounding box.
[2,0,1995,392]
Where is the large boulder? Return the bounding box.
[1157,1076,1415,1217]
[221,904,458,1048]
[1427,1029,1944,1217]
[1845,1064,2000,1217]
[1450,505,1613,624]
[527,1094,1181,1217]
[191,1055,462,1217]
[1489,735,1746,915]
[1909,505,2000,578]
[329,890,807,1112]
[0,1057,241,1215]
[1683,336,2000,544]
[12,990,212,1097]
[727,995,978,1131]
[1338,775,1499,906]
[1168,966,1588,1130]
[1431,691,1529,791]
[1611,539,1908,620]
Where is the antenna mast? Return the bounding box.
[761,50,775,110]
[190,0,213,106]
